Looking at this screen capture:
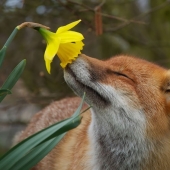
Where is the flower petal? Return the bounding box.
[56,20,81,34]
[44,38,60,61]
[57,41,84,68]
[45,58,52,74]
[59,31,84,43]
[44,38,60,73]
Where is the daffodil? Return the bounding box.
[36,20,84,73]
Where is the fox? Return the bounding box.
[16,54,170,170]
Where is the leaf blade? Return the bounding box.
[0,47,7,68]
[12,134,65,170]
[0,89,11,96]
[0,59,26,102]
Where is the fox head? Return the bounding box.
[64,54,170,132]
[64,54,170,169]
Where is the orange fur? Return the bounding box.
[16,54,170,170]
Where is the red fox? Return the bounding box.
[17,54,170,170]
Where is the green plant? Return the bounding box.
[0,22,89,170]
[0,22,50,102]
[0,26,26,102]
[0,93,88,170]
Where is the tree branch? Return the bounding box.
[67,0,146,25]
[106,1,170,32]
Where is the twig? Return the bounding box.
[58,0,94,30]
[67,0,92,11]
[94,0,106,10]
[100,13,146,25]
[67,0,146,25]
[107,1,170,32]
[133,1,170,20]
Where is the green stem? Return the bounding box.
[3,22,49,48]
[3,27,19,48]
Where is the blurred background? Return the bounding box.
[0,0,170,156]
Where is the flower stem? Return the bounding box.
[3,27,19,48]
[3,22,50,48]
[17,22,50,30]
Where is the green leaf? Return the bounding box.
[0,94,86,170]
[0,59,26,102]
[12,134,65,170]
[72,92,86,117]
[0,47,7,68]
[0,116,81,169]
[0,116,81,170]
[4,27,19,48]
[0,89,11,96]
[0,27,19,68]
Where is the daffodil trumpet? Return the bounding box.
[35,20,84,74]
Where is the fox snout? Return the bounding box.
[64,54,111,107]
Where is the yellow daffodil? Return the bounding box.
[36,20,84,74]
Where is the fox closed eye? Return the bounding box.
[165,89,170,93]
[113,71,129,78]
[108,70,134,83]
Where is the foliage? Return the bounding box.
[0,93,87,170]
[0,27,26,102]
[0,18,88,169]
